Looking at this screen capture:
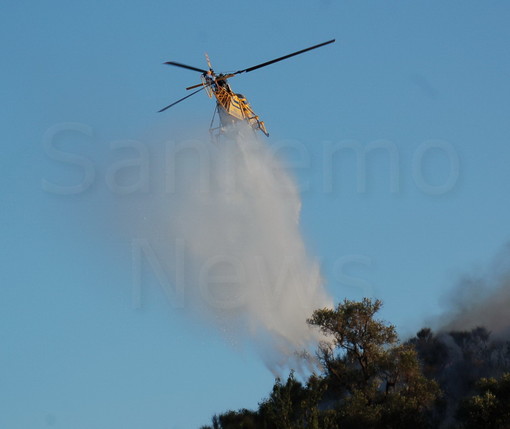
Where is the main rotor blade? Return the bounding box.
[163,61,208,73]
[158,86,206,113]
[186,82,204,90]
[234,39,335,75]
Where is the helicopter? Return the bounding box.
[159,39,335,139]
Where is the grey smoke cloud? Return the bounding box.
[440,243,510,337]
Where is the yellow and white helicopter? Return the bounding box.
[159,39,335,139]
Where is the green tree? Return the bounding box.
[258,371,306,429]
[457,373,510,429]
[307,298,440,428]
[200,409,259,429]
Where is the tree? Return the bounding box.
[408,328,450,379]
[457,373,510,429]
[200,409,259,429]
[307,298,440,428]
[258,371,303,429]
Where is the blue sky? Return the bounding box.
[2,1,510,428]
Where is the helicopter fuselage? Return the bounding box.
[203,74,269,137]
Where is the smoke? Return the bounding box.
[439,243,510,337]
[403,244,510,426]
[133,123,332,372]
